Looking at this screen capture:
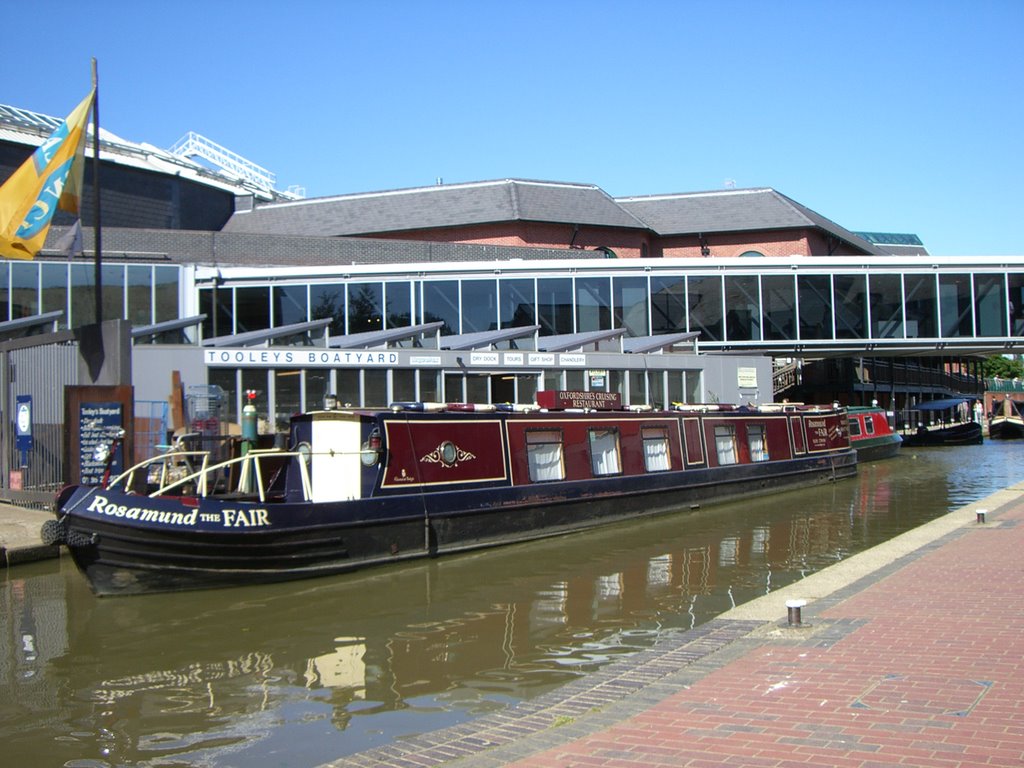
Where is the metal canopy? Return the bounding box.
[537,328,626,352]
[624,331,700,354]
[441,325,541,351]
[0,310,63,340]
[203,318,332,348]
[132,314,207,339]
[328,321,445,349]
[912,397,978,411]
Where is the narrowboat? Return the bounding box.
[846,406,903,462]
[43,392,857,596]
[902,397,983,446]
[988,398,1024,440]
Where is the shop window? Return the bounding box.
[526,430,564,482]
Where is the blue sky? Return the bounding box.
[3,0,1021,255]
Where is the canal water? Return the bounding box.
[3,442,1021,768]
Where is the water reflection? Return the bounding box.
[2,443,1020,767]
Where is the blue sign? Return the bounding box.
[16,395,33,458]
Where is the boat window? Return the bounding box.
[747,424,769,462]
[642,427,671,472]
[864,418,875,435]
[848,418,862,437]
[526,430,565,482]
[588,428,622,476]
[714,425,738,465]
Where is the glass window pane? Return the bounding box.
[1009,273,1024,336]
[235,286,269,334]
[420,370,441,402]
[273,285,308,327]
[466,374,488,403]
[70,263,94,326]
[274,369,302,431]
[526,430,564,481]
[724,275,760,341]
[462,279,497,333]
[423,280,459,334]
[208,368,238,423]
[537,278,573,335]
[762,274,795,341]
[336,369,359,407]
[310,283,346,336]
[797,275,830,340]
[392,369,416,403]
[975,274,1007,336]
[687,276,723,342]
[41,263,69,327]
[126,265,151,326]
[747,424,769,461]
[613,276,649,336]
[715,425,737,465]
[903,273,937,338]
[869,274,903,338]
[500,278,536,328]
[642,427,671,471]
[199,285,233,339]
[575,277,610,333]
[834,274,867,339]
[588,428,621,475]
[348,282,383,334]
[650,276,686,334]
[385,281,412,328]
[241,369,269,433]
[153,266,179,324]
[101,264,125,321]
[364,369,387,407]
[306,368,331,411]
[11,262,38,319]
[939,274,973,337]
[0,262,8,320]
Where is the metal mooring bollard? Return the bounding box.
[977,509,988,524]
[786,599,807,626]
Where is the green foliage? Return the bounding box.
[983,355,1024,379]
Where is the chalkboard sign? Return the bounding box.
[79,401,124,485]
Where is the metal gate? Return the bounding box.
[0,329,79,508]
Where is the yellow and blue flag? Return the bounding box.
[0,89,95,260]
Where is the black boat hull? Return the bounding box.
[53,450,857,596]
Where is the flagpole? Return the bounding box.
[91,58,103,324]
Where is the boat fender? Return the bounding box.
[40,519,66,546]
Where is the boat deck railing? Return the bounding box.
[104,447,365,504]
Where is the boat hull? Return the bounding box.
[51,450,856,596]
[902,422,983,446]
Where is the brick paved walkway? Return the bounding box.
[324,483,1024,768]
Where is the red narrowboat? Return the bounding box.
[45,393,857,596]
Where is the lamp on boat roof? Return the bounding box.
[324,393,338,410]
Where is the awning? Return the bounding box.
[912,397,977,411]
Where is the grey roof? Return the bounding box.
[132,314,206,339]
[617,188,886,255]
[440,325,541,351]
[0,310,63,340]
[328,321,445,349]
[222,179,651,237]
[203,318,332,347]
[624,332,700,353]
[537,329,627,352]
